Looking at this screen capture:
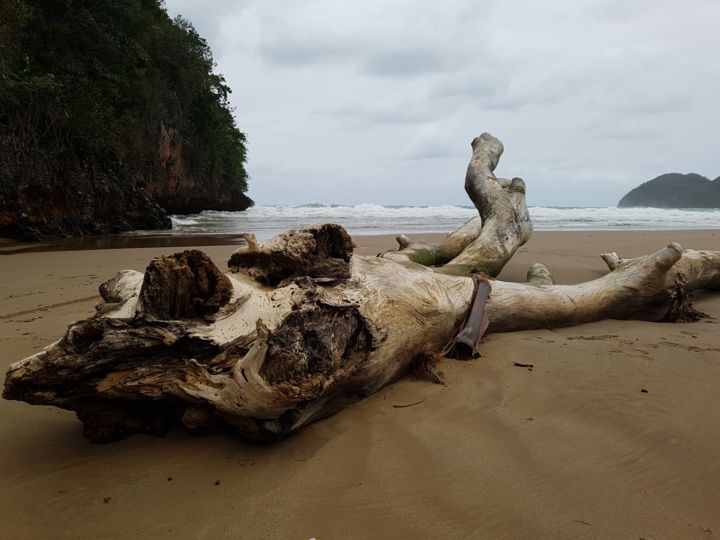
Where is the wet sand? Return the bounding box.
[1,230,720,539]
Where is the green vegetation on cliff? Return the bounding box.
[618,173,720,208]
[0,0,251,240]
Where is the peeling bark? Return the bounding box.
[442,277,491,360]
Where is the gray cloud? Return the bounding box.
[164,0,720,206]
[363,50,462,77]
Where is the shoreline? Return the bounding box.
[2,227,720,255]
[1,229,719,538]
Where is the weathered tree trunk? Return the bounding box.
[4,133,719,443]
[379,133,532,275]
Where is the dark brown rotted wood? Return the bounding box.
[138,250,233,320]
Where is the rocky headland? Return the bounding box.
[618,173,720,208]
[0,1,252,241]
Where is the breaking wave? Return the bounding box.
[160,204,720,240]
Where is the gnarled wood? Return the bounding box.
[380,133,532,276]
[4,132,720,443]
[228,223,354,285]
[5,236,719,442]
[601,248,720,292]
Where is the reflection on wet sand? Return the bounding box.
[0,233,247,255]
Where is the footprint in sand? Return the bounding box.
[566,334,619,341]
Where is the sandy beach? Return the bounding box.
[2,230,719,539]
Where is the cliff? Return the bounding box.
[148,123,253,215]
[618,173,720,208]
[0,1,252,241]
[0,150,170,241]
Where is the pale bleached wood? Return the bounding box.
[4,132,720,443]
[601,248,720,292]
[4,235,719,442]
[526,263,554,285]
[380,133,531,275]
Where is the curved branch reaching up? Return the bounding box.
[381,133,532,276]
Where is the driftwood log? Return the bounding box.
[4,133,720,442]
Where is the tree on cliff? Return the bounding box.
[0,0,251,240]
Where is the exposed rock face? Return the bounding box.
[0,140,253,242]
[0,151,171,242]
[618,173,720,208]
[147,124,254,215]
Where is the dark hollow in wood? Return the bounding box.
[2,317,222,442]
[263,302,373,398]
[138,250,232,319]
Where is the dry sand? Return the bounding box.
[1,230,719,539]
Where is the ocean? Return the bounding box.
[163,204,720,241]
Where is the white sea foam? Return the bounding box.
[170,217,200,226]
[156,204,720,240]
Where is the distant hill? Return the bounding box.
[618,173,720,208]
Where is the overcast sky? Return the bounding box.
[164,0,719,207]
